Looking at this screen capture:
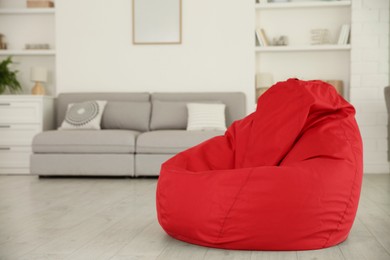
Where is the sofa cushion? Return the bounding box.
[150,101,187,130]
[32,130,139,154]
[136,130,224,154]
[101,101,151,131]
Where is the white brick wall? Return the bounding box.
[351,0,390,173]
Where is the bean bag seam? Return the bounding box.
[322,119,359,248]
[215,168,254,244]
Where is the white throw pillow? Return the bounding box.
[60,100,107,130]
[186,103,227,131]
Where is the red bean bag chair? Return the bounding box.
[156,79,363,250]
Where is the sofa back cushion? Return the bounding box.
[150,92,246,130]
[56,92,150,128]
[150,101,188,130]
[101,101,151,131]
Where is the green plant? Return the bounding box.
[0,56,22,94]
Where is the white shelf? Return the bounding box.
[255,1,351,9]
[0,8,55,14]
[0,50,56,56]
[255,44,351,52]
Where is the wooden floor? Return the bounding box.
[0,174,389,260]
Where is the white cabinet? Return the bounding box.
[0,95,54,174]
[254,0,351,98]
[0,0,56,95]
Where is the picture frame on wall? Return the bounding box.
[132,0,182,45]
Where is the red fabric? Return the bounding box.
[156,79,363,250]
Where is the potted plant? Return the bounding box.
[0,56,22,94]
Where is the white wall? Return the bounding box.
[350,0,390,173]
[56,0,255,112]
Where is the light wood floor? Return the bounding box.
[0,174,389,260]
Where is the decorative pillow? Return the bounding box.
[60,100,107,130]
[186,103,227,131]
[102,101,151,132]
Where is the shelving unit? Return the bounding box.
[0,0,56,95]
[254,0,351,100]
[255,44,351,52]
[255,0,351,9]
[0,50,55,56]
[0,8,55,14]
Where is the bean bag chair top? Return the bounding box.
[156,79,363,250]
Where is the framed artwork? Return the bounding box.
[132,0,182,45]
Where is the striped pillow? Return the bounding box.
[186,103,226,131]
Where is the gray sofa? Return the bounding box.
[31,92,246,176]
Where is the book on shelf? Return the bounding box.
[255,29,263,46]
[337,24,350,45]
[255,28,269,47]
